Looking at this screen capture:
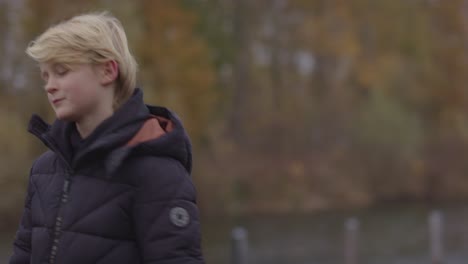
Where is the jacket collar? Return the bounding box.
[28,88,193,177]
[28,89,150,171]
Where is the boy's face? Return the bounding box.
[40,62,108,122]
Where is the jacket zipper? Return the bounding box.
[41,135,74,264]
[49,171,72,264]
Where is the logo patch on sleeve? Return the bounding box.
[169,207,190,227]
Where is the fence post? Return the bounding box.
[231,226,249,264]
[429,210,444,264]
[344,217,359,264]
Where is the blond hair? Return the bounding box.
[26,11,138,109]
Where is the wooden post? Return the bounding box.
[344,217,359,264]
[429,210,444,264]
[231,227,249,264]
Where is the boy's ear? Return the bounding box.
[100,60,119,86]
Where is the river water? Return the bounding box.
[202,204,468,264]
[2,204,468,263]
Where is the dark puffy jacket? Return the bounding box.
[9,89,204,264]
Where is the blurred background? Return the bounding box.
[2,0,468,263]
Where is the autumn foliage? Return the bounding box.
[2,0,468,226]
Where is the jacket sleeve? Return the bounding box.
[132,157,204,264]
[9,168,34,264]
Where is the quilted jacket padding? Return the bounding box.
[9,89,204,264]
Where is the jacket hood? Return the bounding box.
[28,88,192,175]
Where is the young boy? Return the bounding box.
[9,12,204,264]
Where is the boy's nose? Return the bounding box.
[45,80,58,94]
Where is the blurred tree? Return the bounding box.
[136,0,217,143]
[3,0,468,218]
[0,1,9,93]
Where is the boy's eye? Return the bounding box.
[57,70,68,76]
[54,65,69,76]
[57,68,68,76]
